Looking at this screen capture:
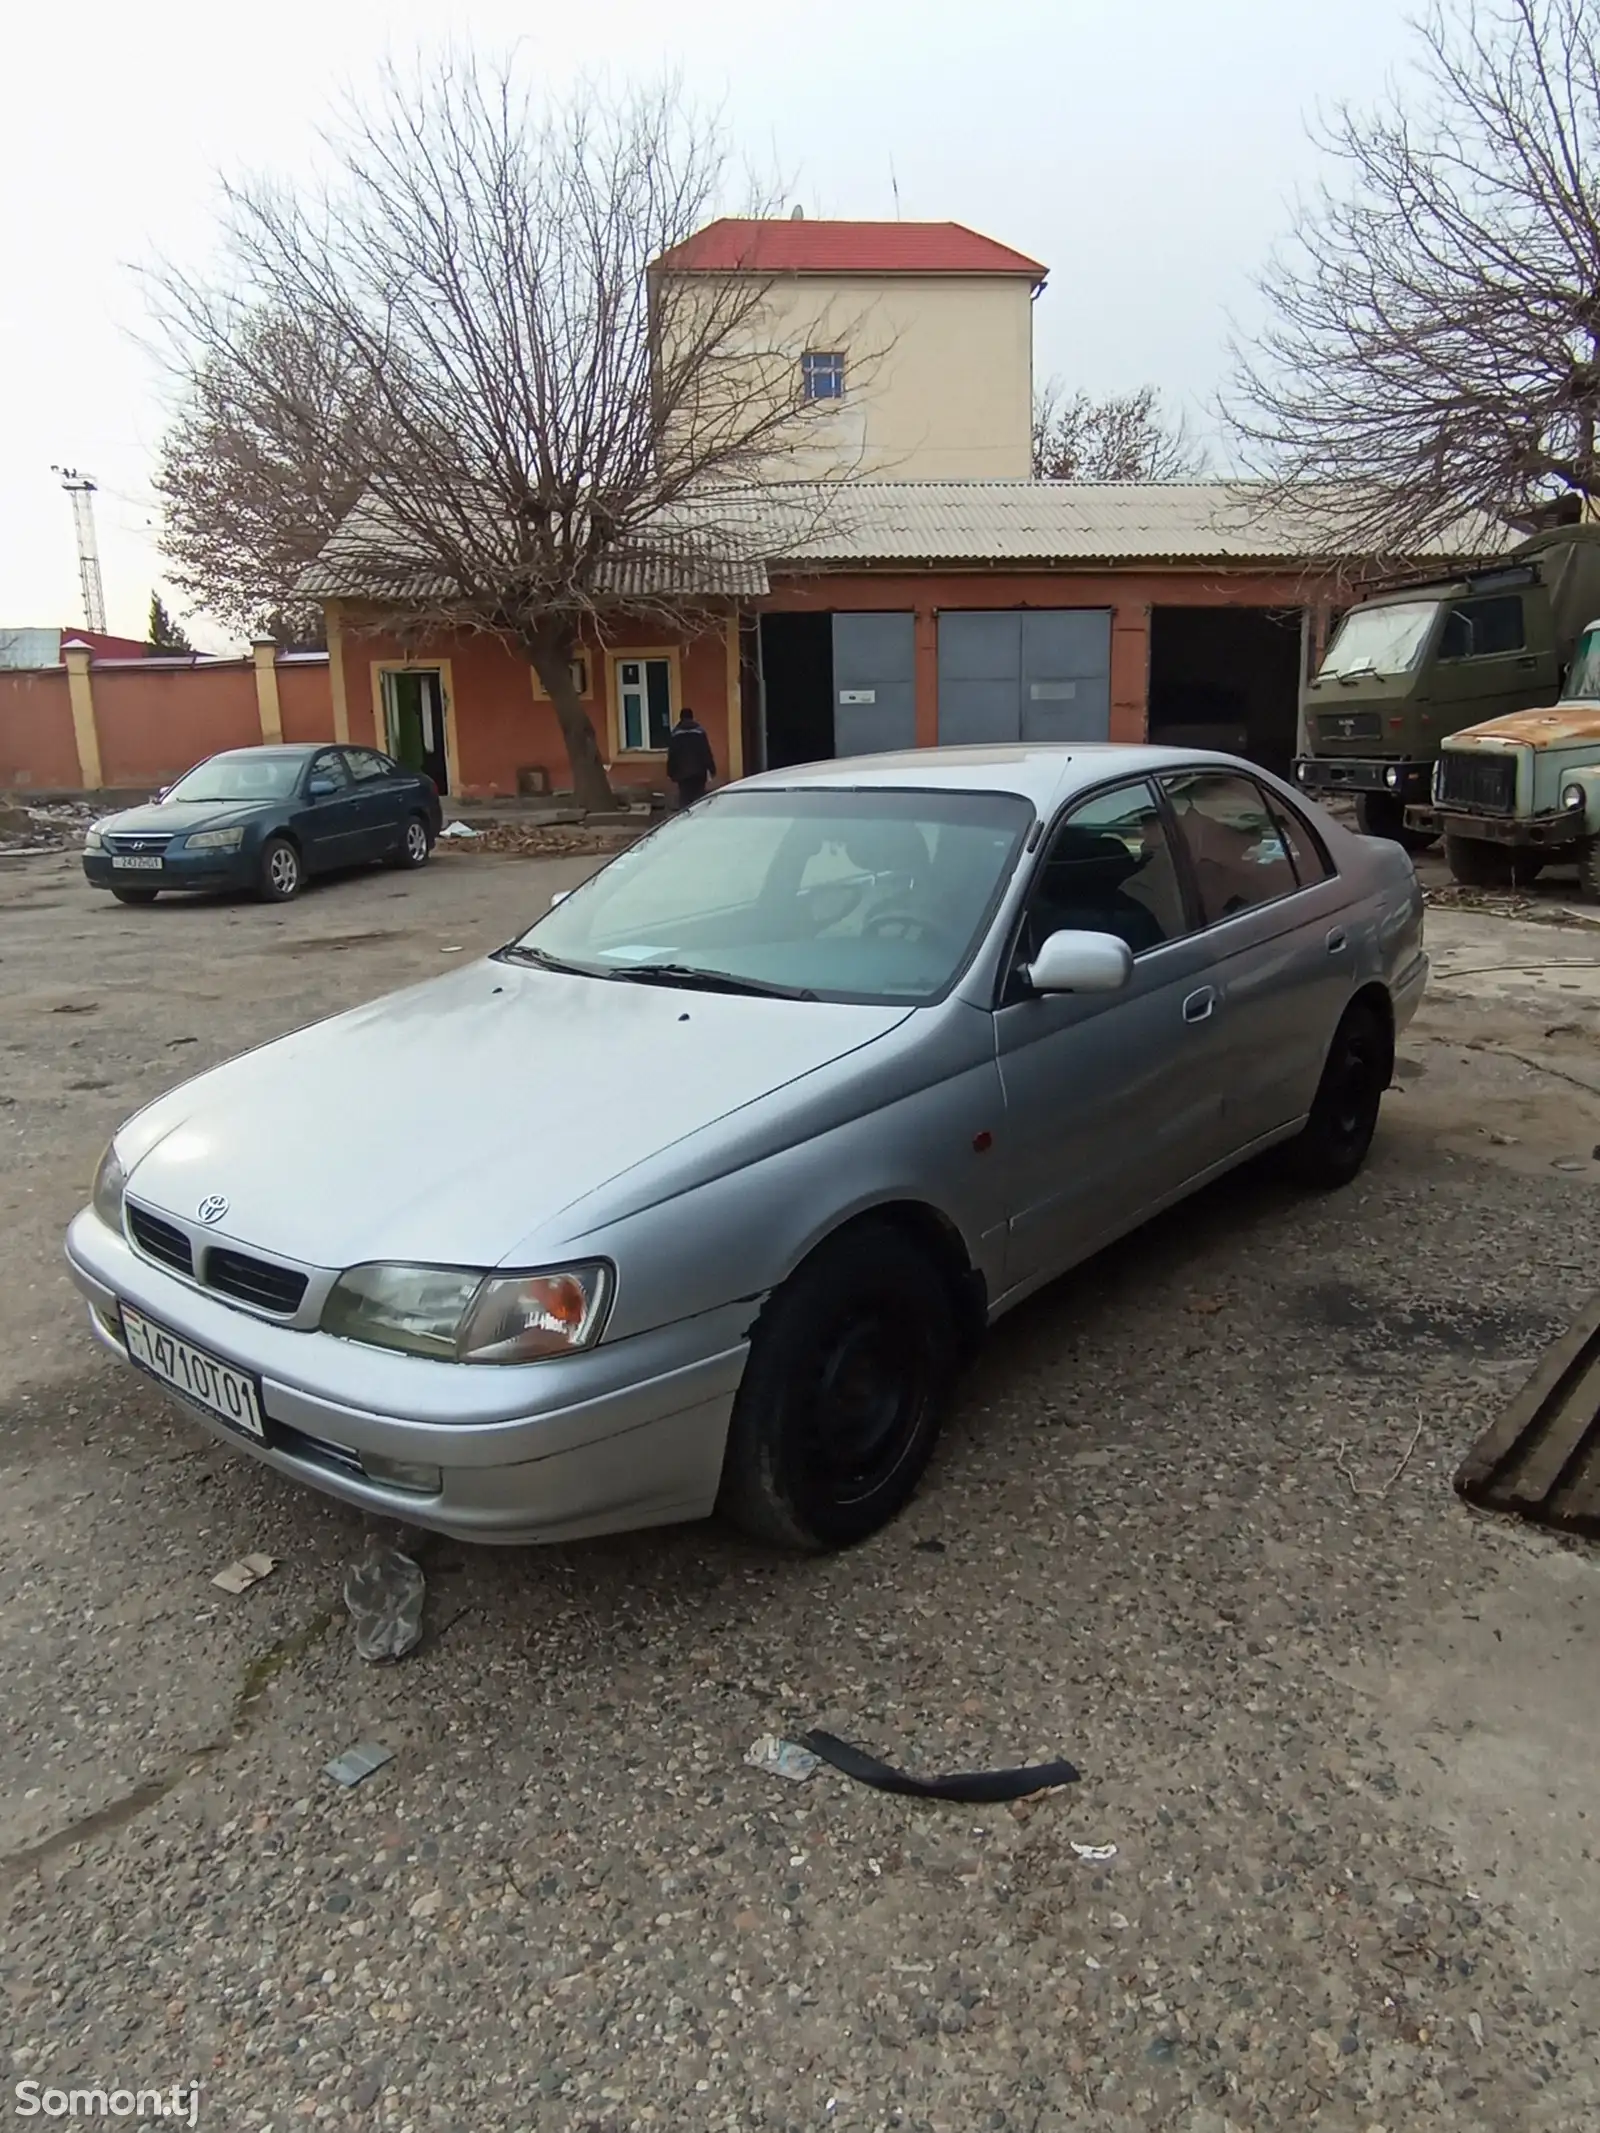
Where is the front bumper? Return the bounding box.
[1419,806,1587,849]
[83,848,253,894]
[65,1209,750,1544]
[1293,756,1432,802]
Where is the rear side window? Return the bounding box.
[1162,770,1300,923]
[1263,790,1334,886]
[1439,594,1525,660]
[345,749,391,783]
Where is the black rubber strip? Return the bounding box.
[801,1729,1080,1802]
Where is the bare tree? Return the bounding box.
[155,309,378,645]
[150,59,856,809]
[1230,0,1600,550]
[1032,382,1204,482]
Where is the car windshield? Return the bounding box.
[510,786,1035,1005]
[1318,600,1439,679]
[1566,625,1600,702]
[162,754,303,803]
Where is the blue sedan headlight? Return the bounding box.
[184,826,246,852]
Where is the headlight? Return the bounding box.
[92,1143,127,1231]
[1385,766,1402,789]
[84,824,105,851]
[321,1261,611,1364]
[184,826,245,852]
[1563,783,1587,812]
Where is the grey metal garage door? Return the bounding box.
[832,613,916,757]
[937,610,1110,745]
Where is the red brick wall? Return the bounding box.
[337,613,735,799]
[93,661,262,787]
[0,669,80,790]
[275,660,336,743]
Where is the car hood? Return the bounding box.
[1449,703,1600,748]
[100,800,268,835]
[119,959,912,1268]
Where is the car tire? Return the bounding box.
[1355,791,1436,853]
[1578,837,1600,903]
[110,886,158,905]
[1444,833,1511,888]
[386,813,432,869]
[718,1221,957,1551]
[1283,998,1391,1190]
[1510,853,1545,889]
[257,836,302,903]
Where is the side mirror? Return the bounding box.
[308,775,338,798]
[1023,928,1133,996]
[549,889,570,908]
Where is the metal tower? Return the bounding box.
[51,467,107,634]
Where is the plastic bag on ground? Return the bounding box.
[342,1546,426,1662]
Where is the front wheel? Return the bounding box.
[1444,833,1511,888]
[718,1222,957,1551]
[1579,837,1600,903]
[1283,998,1391,1190]
[1355,790,1436,853]
[257,836,302,903]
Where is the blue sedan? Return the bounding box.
[82,744,443,905]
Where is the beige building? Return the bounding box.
[650,217,1046,481]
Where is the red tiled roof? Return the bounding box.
[653,219,1047,282]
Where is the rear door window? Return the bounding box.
[1162,770,1301,923]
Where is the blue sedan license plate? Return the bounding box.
[111,855,163,870]
[121,1305,265,1439]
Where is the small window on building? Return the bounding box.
[1439,594,1526,661]
[615,656,674,751]
[532,657,590,701]
[801,351,846,402]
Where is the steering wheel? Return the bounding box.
[860,906,960,952]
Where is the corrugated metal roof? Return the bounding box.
[740,482,1507,565]
[301,481,1505,605]
[652,219,1048,282]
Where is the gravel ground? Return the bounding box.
[1,845,1598,2132]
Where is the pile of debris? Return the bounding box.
[0,799,99,853]
[436,820,647,860]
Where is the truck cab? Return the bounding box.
[1417,620,1600,898]
[1293,524,1600,845]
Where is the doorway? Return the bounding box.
[1148,609,1303,779]
[380,669,449,791]
[759,612,834,767]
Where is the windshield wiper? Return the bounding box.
[495,942,608,978]
[609,962,819,1001]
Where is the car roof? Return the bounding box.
[737,742,1270,810]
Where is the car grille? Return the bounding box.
[1436,750,1517,814]
[205,1247,308,1316]
[1317,710,1382,742]
[104,833,175,854]
[127,1203,195,1276]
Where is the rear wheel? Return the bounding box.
[1356,790,1436,853]
[718,1222,957,1551]
[257,836,302,902]
[1284,998,1391,1190]
[385,813,432,869]
[110,886,158,905]
[1444,833,1511,888]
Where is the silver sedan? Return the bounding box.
[66,745,1426,1551]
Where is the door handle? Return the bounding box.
[1182,986,1216,1024]
[1326,927,1349,955]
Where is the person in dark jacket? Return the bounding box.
[665,708,716,808]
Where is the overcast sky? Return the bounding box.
[2,0,1422,646]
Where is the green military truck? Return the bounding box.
[1292,524,1600,849]
[1407,619,1600,898]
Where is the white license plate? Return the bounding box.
[121,1306,265,1438]
[111,855,163,870]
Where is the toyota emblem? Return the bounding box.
[197,1194,229,1225]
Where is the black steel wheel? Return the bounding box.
[719,1222,957,1550]
[1284,998,1390,1189]
[1444,833,1511,888]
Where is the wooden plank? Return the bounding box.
[1455,1289,1600,1495]
[1504,1349,1600,1506]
